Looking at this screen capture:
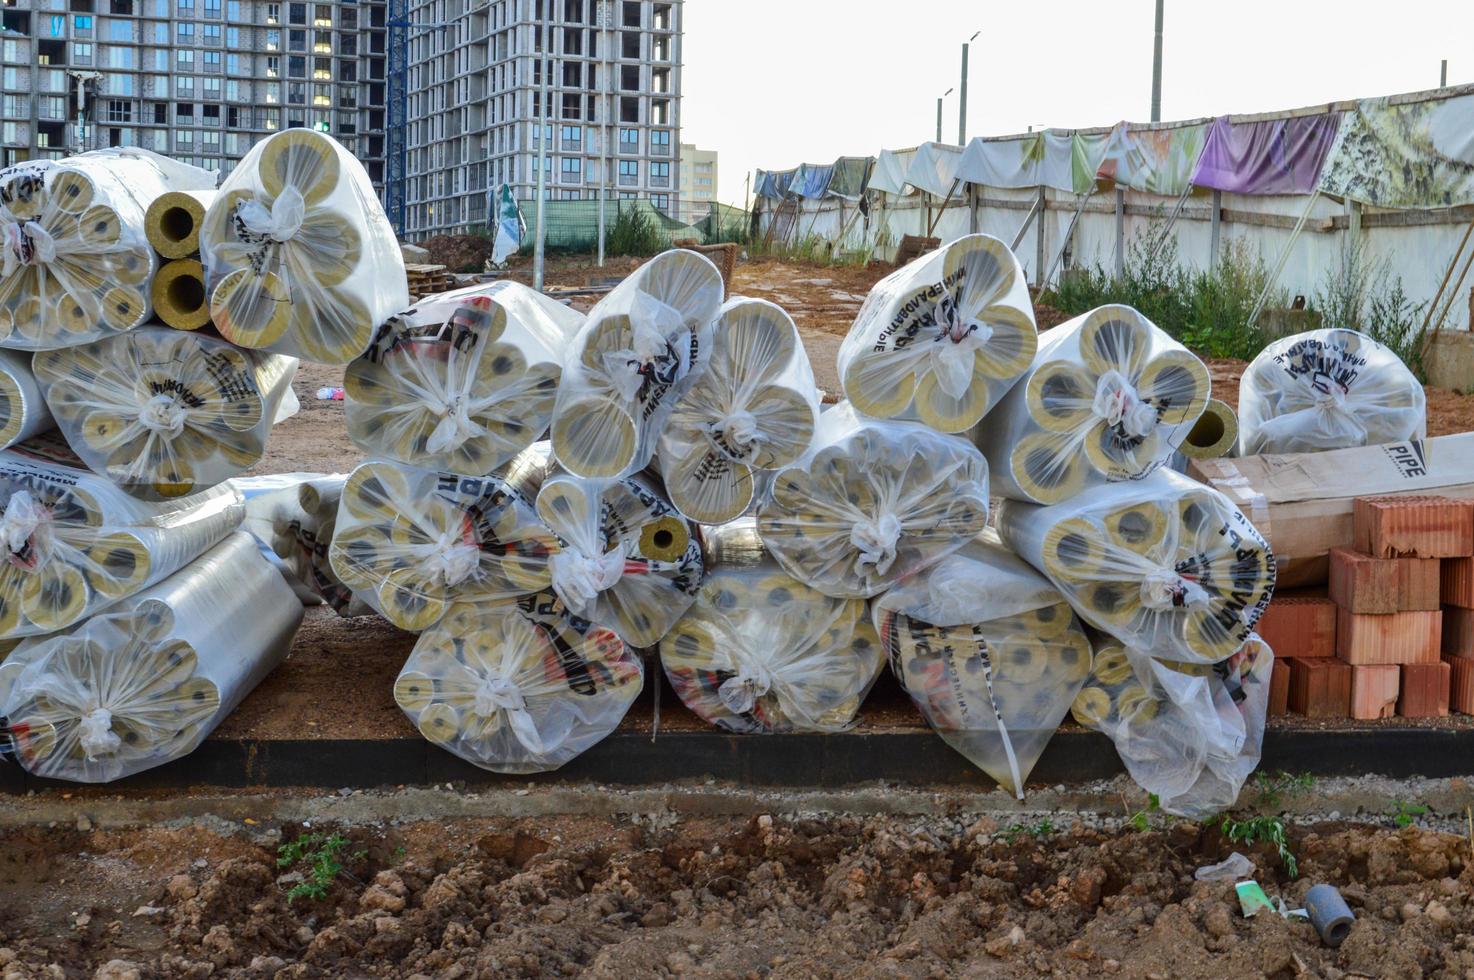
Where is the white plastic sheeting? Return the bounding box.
[904,143,965,199]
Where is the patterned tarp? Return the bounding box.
[1190,113,1342,196]
[754,168,796,200]
[827,156,875,200]
[1096,122,1209,196]
[1319,94,1474,209]
[957,131,1110,195]
[789,163,835,200]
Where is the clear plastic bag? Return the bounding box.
[997,467,1276,664]
[975,304,1211,504]
[660,519,883,733]
[838,234,1038,433]
[33,327,299,500]
[0,531,302,783]
[536,469,702,648]
[344,281,584,476]
[327,459,558,631]
[874,531,1094,797]
[0,451,243,637]
[0,349,54,450]
[756,401,990,598]
[1071,633,1274,818]
[657,297,819,524]
[551,249,724,479]
[235,472,372,616]
[0,149,215,350]
[200,128,408,364]
[395,592,643,774]
[1238,328,1426,456]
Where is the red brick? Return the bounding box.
[1443,605,1474,658]
[1397,662,1451,718]
[1449,657,1474,715]
[1349,664,1400,720]
[1287,657,1351,718]
[1268,660,1290,717]
[1329,549,1440,613]
[1336,608,1442,665]
[1256,596,1336,660]
[1353,495,1474,559]
[1442,557,1474,609]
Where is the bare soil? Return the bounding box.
[0,813,1470,978]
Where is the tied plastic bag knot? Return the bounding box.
[430,533,480,587]
[236,185,306,244]
[79,707,122,760]
[718,662,776,715]
[0,219,56,278]
[601,292,684,403]
[138,393,188,438]
[425,394,486,454]
[0,490,44,558]
[549,546,626,616]
[926,291,993,400]
[1093,370,1158,439]
[851,512,903,576]
[1140,567,1211,611]
[705,409,760,459]
[473,675,548,755]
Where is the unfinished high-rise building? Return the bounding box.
[0,0,388,188]
[403,0,683,238]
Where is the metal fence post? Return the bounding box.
[1114,187,1125,278]
[1035,186,1047,287]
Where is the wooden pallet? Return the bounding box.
[894,234,941,266]
[405,263,459,300]
[671,240,738,300]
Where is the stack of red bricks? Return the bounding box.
[1257,495,1474,721]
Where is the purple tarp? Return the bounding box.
[1189,113,1342,196]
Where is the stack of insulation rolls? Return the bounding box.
[0,128,415,782]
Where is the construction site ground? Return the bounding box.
[5,254,1473,977]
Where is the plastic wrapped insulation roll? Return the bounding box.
[34,327,300,500]
[328,459,558,631]
[657,297,819,525]
[551,248,724,479]
[150,259,212,331]
[997,468,1275,664]
[200,128,409,364]
[0,349,54,450]
[0,451,243,638]
[1238,328,1426,456]
[659,519,883,733]
[535,469,702,648]
[144,189,217,260]
[0,149,215,349]
[0,532,302,783]
[975,304,1211,505]
[395,592,643,774]
[1070,633,1274,817]
[235,472,373,616]
[344,281,583,476]
[873,531,1093,798]
[756,401,990,598]
[837,234,1038,433]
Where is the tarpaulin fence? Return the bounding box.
[753,83,1474,333]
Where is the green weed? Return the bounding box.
[276,832,367,904]
[1389,800,1430,829]
[995,818,1058,844]
[605,207,665,257]
[1127,793,1161,832]
[1312,238,1428,379]
[1252,771,1315,810]
[1220,815,1298,879]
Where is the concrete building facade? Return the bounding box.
[0,0,389,187]
[674,139,711,222]
[402,0,683,238]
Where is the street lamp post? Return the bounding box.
[959,30,979,144]
[936,87,953,143]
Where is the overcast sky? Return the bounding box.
[680,0,1474,207]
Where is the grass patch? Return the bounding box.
[277,832,367,904]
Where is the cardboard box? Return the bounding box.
[1354,496,1474,559]
[1443,605,1474,658]
[1328,548,1440,613]
[1449,657,1474,715]
[1256,596,1336,660]
[1397,662,1451,718]
[1191,435,1474,588]
[1349,664,1400,720]
[1287,657,1351,718]
[1337,608,1443,665]
[1442,557,1474,609]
